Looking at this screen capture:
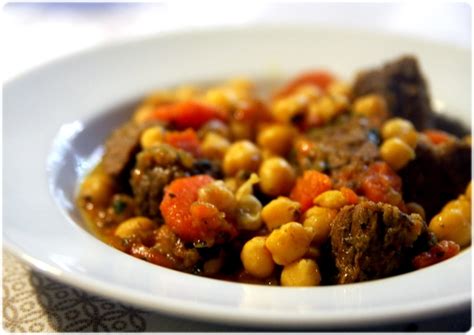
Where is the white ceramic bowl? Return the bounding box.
[3,25,471,328]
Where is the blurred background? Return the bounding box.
[1,2,471,80]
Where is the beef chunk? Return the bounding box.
[152,224,201,271]
[299,115,380,189]
[353,56,434,129]
[330,201,425,284]
[102,121,160,178]
[130,144,195,218]
[399,137,471,220]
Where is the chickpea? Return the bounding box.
[442,198,471,221]
[115,217,156,239]
[308,96,338,124]
[303,206,337,244]
[230,121,253,140]
[257,124,296,156]
[261,197,301,231]
[223,140,261,176]
[199,119,231,139]
[381,118,418,148]
[465,181,471,200]
[271,96,304,123]
[241,236,275,278]
[429,207,471,247]
[198,180,236,214]
[201,132,231,160]
[265,222,313,265]
[327,81,352,100]
[281,259,321,287]
[236,194,263,230]
[259,157,296,196]
[140,126,165,149]
[313,190,347,209]
[380,137,415,171]
[352,94,388,118]
[203,88,232,110]
[80,173,115,207]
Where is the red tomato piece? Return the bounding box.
[164,128,201,157]
[274,70,335,99]
[290,170,332,212]
[412,240,460,269]
[424,129,453,145]
[360,161,403,206]
[145,101,227,129]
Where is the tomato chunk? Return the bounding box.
[145,101,227,129]
[290,170,332,212]
[360,161,403,206]
[424,129,453,145]
[160,175,236,244]
[164,128,201,157]
[412,240,460,269]
[275,70,335,99]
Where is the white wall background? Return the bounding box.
[1,2,471,80]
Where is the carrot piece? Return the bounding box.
[424,129,453,145]
[160,175,236,244]
[145,101,227,129]
[290,170,332,212]
[274,70,335,99]
[360,161,403,206]
[340,187,359,205]
[164,128,201,157]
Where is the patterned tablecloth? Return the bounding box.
[2,251,245,332]
[3,250,471,332]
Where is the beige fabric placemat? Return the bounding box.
[2,250,240,332]
[3,250,470,332]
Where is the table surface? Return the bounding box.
[2,3,471,332]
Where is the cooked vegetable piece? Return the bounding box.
[274,70,334,99]
[164,128,201,157]
[360,161,403,207]
[241,236,275,278]
[160,175,237,245]
[290,170,332,212]
[265,222,313,265]
[412,240,460,269]
[281,259,321,287]
[144,101,227,129]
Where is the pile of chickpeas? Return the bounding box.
[80,74,472,287]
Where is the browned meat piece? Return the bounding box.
[353,56,434,129]
[152,224,201,271]
[102,120,160,177]
[130,143,195,219]
[399,136,471,220]
[330,201,425,284]
[299,115,381,189]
